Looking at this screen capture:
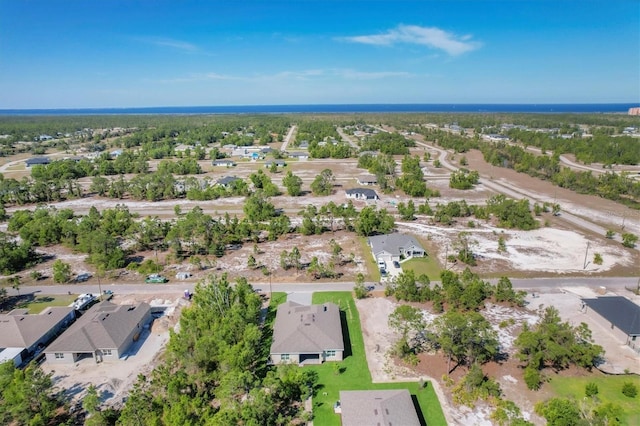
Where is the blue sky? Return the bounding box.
[0,0,638,108]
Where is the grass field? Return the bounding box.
[549,374,640,425]
[309,292,446,426]
[402,256,442,281]
[17,294,77,314]
[357,237,380,281]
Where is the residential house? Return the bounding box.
[0,307,75,367]
[356,175,378,186]
[368,233,426,263]
[264,160,287,168]
[345,188,379,201]
[216,176,241,187]
[482,134,510,142]
[582,296,640,352]
[270,301,344,365]
[109,149,123,158]
[288,151,309,160]
[337,389,421,426]
[212,159,236,167]
[25,157,51,167]
[45,301,152,364]
[358,150,378,158]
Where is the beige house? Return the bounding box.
[337,389,421,426]
[0,307,75,366]
[582,296,640,352]
[270,301,344,365]
[45,301,152,364]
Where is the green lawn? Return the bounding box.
[549,374,640,425]
[309,292,446,426]
[356,237,380,281]
[17,294,77,314]
[402,256,442,281]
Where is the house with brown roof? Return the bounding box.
[0,307,75,366]
[337,389,421,426]
[270,301,344,365]
[45,301,151,364]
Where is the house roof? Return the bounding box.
[346,188,378,198]
[368,233,424,257]
[288,151,309,157]
[216,176,240,185]
[358,175,378,183]
[583,296,640,336]
[270,301,344,355]
[25,157,50,165]
[0,307,74,349]
[45,301,150,354]
[212,159,235,165]
[339,389,421,426]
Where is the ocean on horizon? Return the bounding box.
[0,103,636,116]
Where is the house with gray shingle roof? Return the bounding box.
[357,175,378,186]
[25,157,51,167]
[582,296,640,352]
[45,301,151,364]
[0,307,75,366]
[212,159,236,167]
[270,301,344,365]
[346,188,378,201]
[216,176,241,187]
[337,389,421,426]
[368,233,426,263]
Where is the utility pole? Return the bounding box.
[444,243,449,270]
[583,242,590,269]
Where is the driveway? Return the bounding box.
[287,291,313,305]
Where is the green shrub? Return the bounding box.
[524,366,542,391]
[585,382,599,397]
[622,381,638,398]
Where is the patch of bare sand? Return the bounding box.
[355,297,456,425]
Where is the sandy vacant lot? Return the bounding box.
[356,287,640,426]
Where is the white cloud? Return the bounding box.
[158,68,411,84]
[136,37,199,53]
[333,69,412,79]
[341,24,481,56]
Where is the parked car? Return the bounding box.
[379,267,387,277]
[175,272,192,280]
[377,259,386,269]
[75,272,92,283]
[102,290,114,300]
[392,260,401,269]
[72,293,96,310]
[145,274,168,283]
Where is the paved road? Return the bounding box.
[412,139,623,241]
[336,127,359,149]
[279,125,297,152]
[7,276,638,297]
